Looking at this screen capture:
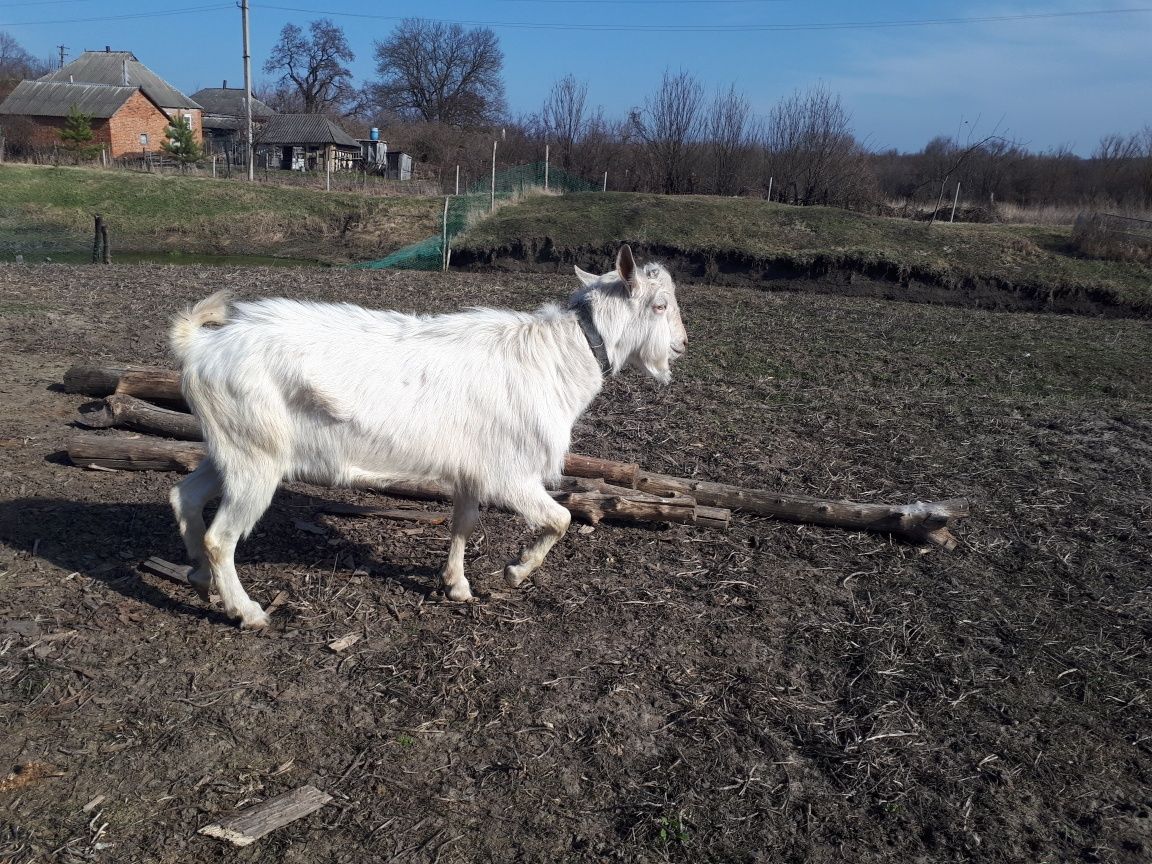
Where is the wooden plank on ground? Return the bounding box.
[198,785,332,847]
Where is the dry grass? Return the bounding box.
[1071,212,1152,264]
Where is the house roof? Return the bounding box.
[190,87,276,121]
[258,114,359,148]
[40,50,201,110]
[0,80,140,119]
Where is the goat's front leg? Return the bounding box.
[504,485,572,588]
[442,492,480,601]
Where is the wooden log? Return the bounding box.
[67,433,204,472]
[635,470,967,548]
[561,453,639,488]
[62,364,185,406]
[63,434,723,529]
[77,394,202,440]
[198,785,332,847]
[564,454,965,548]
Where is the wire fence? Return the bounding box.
[351,161,598,271]
[1072,211,1152,264]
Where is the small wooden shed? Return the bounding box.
[256,114,360,172]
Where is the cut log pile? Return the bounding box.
[62,363,970,547]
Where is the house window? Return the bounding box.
[183,113,193,128]
[139,133,149,146]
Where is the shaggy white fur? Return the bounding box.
[168,245,687,627]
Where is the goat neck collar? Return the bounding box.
[571,299,611,376]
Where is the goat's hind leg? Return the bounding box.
[504,484,572,589]
[169,458,222,601]
[202,461,281,628]
[442,490,480,602]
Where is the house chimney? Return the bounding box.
[122,58,129,86]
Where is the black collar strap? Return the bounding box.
[572,300,611,375]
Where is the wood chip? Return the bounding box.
[82,794,106,812]
[139,557,191,585]
[292,519,327,535]
[198,784,332,847]
[0,761,63,793]
[327,633,361,653]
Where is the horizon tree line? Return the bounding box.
[2,22,1150,211]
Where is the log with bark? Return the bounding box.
[62,364,186,408]
[62,366,968,546]
[563,455,968,549]
[78,393,202,440]
[65,434,729,530]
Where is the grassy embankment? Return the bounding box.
[455,193,1152,315]
[0,163,442,264]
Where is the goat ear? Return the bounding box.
[616,244,637,292]
[574,265,599,288]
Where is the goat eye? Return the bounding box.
[653,304,667,314]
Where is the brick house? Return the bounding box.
[0,80,174,157]
[0,48,202,157]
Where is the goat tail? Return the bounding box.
[170,290,232,362]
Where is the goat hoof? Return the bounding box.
[504,564,530,588]
[238,604,271,629]
[188,567,211,601]
[445,584,473,602]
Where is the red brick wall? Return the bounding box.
[4,92,205,158]
[107,90,181,158]
[8,116,112,151]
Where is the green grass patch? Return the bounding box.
[0,163,442,263]
[456,193,1152,313]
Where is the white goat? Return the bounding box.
[168,245,687,627]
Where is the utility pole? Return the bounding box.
[57,45,68,69]
[241,0,254,181]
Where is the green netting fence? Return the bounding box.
[352,161,598,271]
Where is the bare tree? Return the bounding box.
[370,19,506,128]
[763,83,872,206]
[263,19,355,114]
[0,31,50,81]
[632,69,704,194]
[542,75,587,171]
[707,84,752,195]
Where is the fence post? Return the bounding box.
[767,176,773,201]
[442,195,450,272]
[544,144,549,191]
[92,214,103,264]
[950,181,961,223]
[491,141,497,213]
[602,171,607,192]
[455,164,460,196]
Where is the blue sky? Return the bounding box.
[2,1,1150,154]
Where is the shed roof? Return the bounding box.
[191,87,276,121]
[40,50,201,110]
[258,114,359,148]
[0,80,139,119]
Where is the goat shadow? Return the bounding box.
[0,490,441,626]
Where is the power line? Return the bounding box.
[250,5,1152,33]
[1,3,230,26]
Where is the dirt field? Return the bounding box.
[1,263,1150,863]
